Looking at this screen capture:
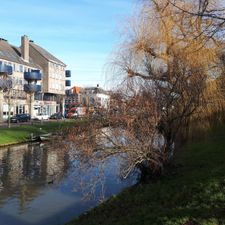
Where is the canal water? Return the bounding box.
[0,142,138,225]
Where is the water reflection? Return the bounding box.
[0,142,138,225]
[0,143,69,209]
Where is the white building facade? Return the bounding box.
[0,35,71,120]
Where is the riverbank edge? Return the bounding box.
[66,123,225,225]
[0,119,84,147]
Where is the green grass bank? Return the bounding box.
[0,120,80,146]
[67,124,225,225]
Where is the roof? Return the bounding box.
[82,86,109,95]
[0,39,41,69]
[30,42,66,66]
[71,86,83,94]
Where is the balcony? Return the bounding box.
[65,70,71,77]
[24,70,42,81]
[65,80,71,87]
[0,62,13,75]
[43,93,57,101]
[24,84,41,93]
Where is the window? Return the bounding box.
[19,65,23,72]
[19,105,23,114]
[16,64,19,72]
[0,50,4,57]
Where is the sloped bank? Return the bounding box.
[66,124,225,225]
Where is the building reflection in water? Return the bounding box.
[0,140,139,225]
[0,143,70,212]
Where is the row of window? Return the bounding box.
[49,82,64,91]
[11,90,27,99]
[49,72,65,79]
[49,62,65,71]
[1,60,36,73]
[3,89,27,99]
[65,97,78,104]
[2,104,26,114]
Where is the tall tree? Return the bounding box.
[68,0,225,178]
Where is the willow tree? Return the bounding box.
[67,0,225,178]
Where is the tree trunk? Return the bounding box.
[0,90,3,122]
[7,93,11,128]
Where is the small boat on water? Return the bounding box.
[31,136,39,142]
[39,136,51,141]
[39,133,52,141]
[29,132,58,142]
[29,133,39,142]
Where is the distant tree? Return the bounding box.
[0,76,21,128]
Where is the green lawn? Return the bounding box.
[67,124,225,225]
[0,119,81,146]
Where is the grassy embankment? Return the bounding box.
[0,119,82,146]
[67,124,225,225]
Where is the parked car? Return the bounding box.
[33,113,49,120]
[24,113,31,120]
[10,113,31,123]
[49,112,64,120]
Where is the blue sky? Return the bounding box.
[0,0,137,89]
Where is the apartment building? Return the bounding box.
[65,86,83,107]
[65,85,110,110]
[0,35,71,120]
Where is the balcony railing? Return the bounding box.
[24,70,42,81]
[65,70,71,77]
[65,80,71,87]
[24,84,41,93]
[43,93,57,101]
[0,62,13,75]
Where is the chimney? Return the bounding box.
[21,35,29,62]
